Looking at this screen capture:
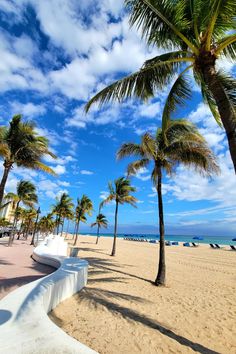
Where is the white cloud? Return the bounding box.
[53,165,66,175]
[138,101,161,118]
[99,191,109,200]
[80,170,94,175]
[10,101,46,118]
[58,181,70,187]
[132,167,150,181]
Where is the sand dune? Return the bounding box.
[50,236,236,354]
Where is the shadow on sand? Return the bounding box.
[69,249,220,354]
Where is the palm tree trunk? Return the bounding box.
[8,200,20,247]
[111,201,118,256]
[65,219,70,239]
[73,222,77,240]
[61,217,65,236]
[96,224,100,244]
[73,221,80,246]
[25,221,31,240]
[155,166,166,286]
[17,219,24,240]
[202,64,236,173]
[0,162,12,206]
[56,214,61,235]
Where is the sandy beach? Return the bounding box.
[50,235,236,354]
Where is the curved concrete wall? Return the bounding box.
[0,244,97,354]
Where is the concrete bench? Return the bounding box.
[0,244,97,354]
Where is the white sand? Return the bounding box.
[50,236,236,354]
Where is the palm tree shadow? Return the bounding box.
[85,256,152,284]
[80,247,111,256]
[78,287,219,354]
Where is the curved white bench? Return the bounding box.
[0,244,97,354]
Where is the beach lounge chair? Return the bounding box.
[209,244,215,248]
[172,241,179,245]
[165,241,171,246]
[183,242,190,247]
[192,242,198,247]
[215,244,221,249]
[230,245,236,251]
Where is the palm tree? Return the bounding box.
[5,180,38,246]
[86,1,236,172]
[0,115,56,205]
[65,210,74,239]
[38,213,55,235]
[117,119,219,285]
[22,208,37,240]
[74,195,93,246]
[101,177,137,256]
[0,217,11,227]
[15,207,26,240]
[91,213,108,244]
[52,193,74,235]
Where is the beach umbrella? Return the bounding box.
[232,238,236,241]
[193,236,204,240]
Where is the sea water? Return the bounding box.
[79,233,235,245]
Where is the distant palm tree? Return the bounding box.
[38,213,55,235]
[117,119,219,285]
[64,209,74,239]
[86,1,236,172]
[74,195,93,246]
[15,207,26,240]
[5,180,38,246]
[22,208,37,240]
[91,213,108,244]
[0,115,56,205]
[0,217,11,227]
[52,193,74,235]
[101,177,137,256]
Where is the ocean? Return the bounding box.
[79,233,235,246]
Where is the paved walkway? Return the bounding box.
[0,238,54,299]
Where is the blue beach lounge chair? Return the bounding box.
[183,242,190,247]
[230,245,236,251]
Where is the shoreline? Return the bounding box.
[66,232,235,247]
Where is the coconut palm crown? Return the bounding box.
[86,0,236,172]
[52,193,74,235]
[74,195,93,246]
[0,115,56,205]
[91,213,108,244]
[117,119,219,285]
[5,180,38,246]
[101,177,137,256]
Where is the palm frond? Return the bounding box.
[127,159,150,176]
[85,53,191,112]
[216,34,236,59]
[200,81,222,126]
[30,161,57,176]
[205,0,224,50]
[125,0,198,53]
[162,70,192,132]
[216,71,236,110]
[117,143,143,160]
[173,147,220,176]
[209,0,236,40]
[119,195,137,207]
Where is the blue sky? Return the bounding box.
[0,0,235,236]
